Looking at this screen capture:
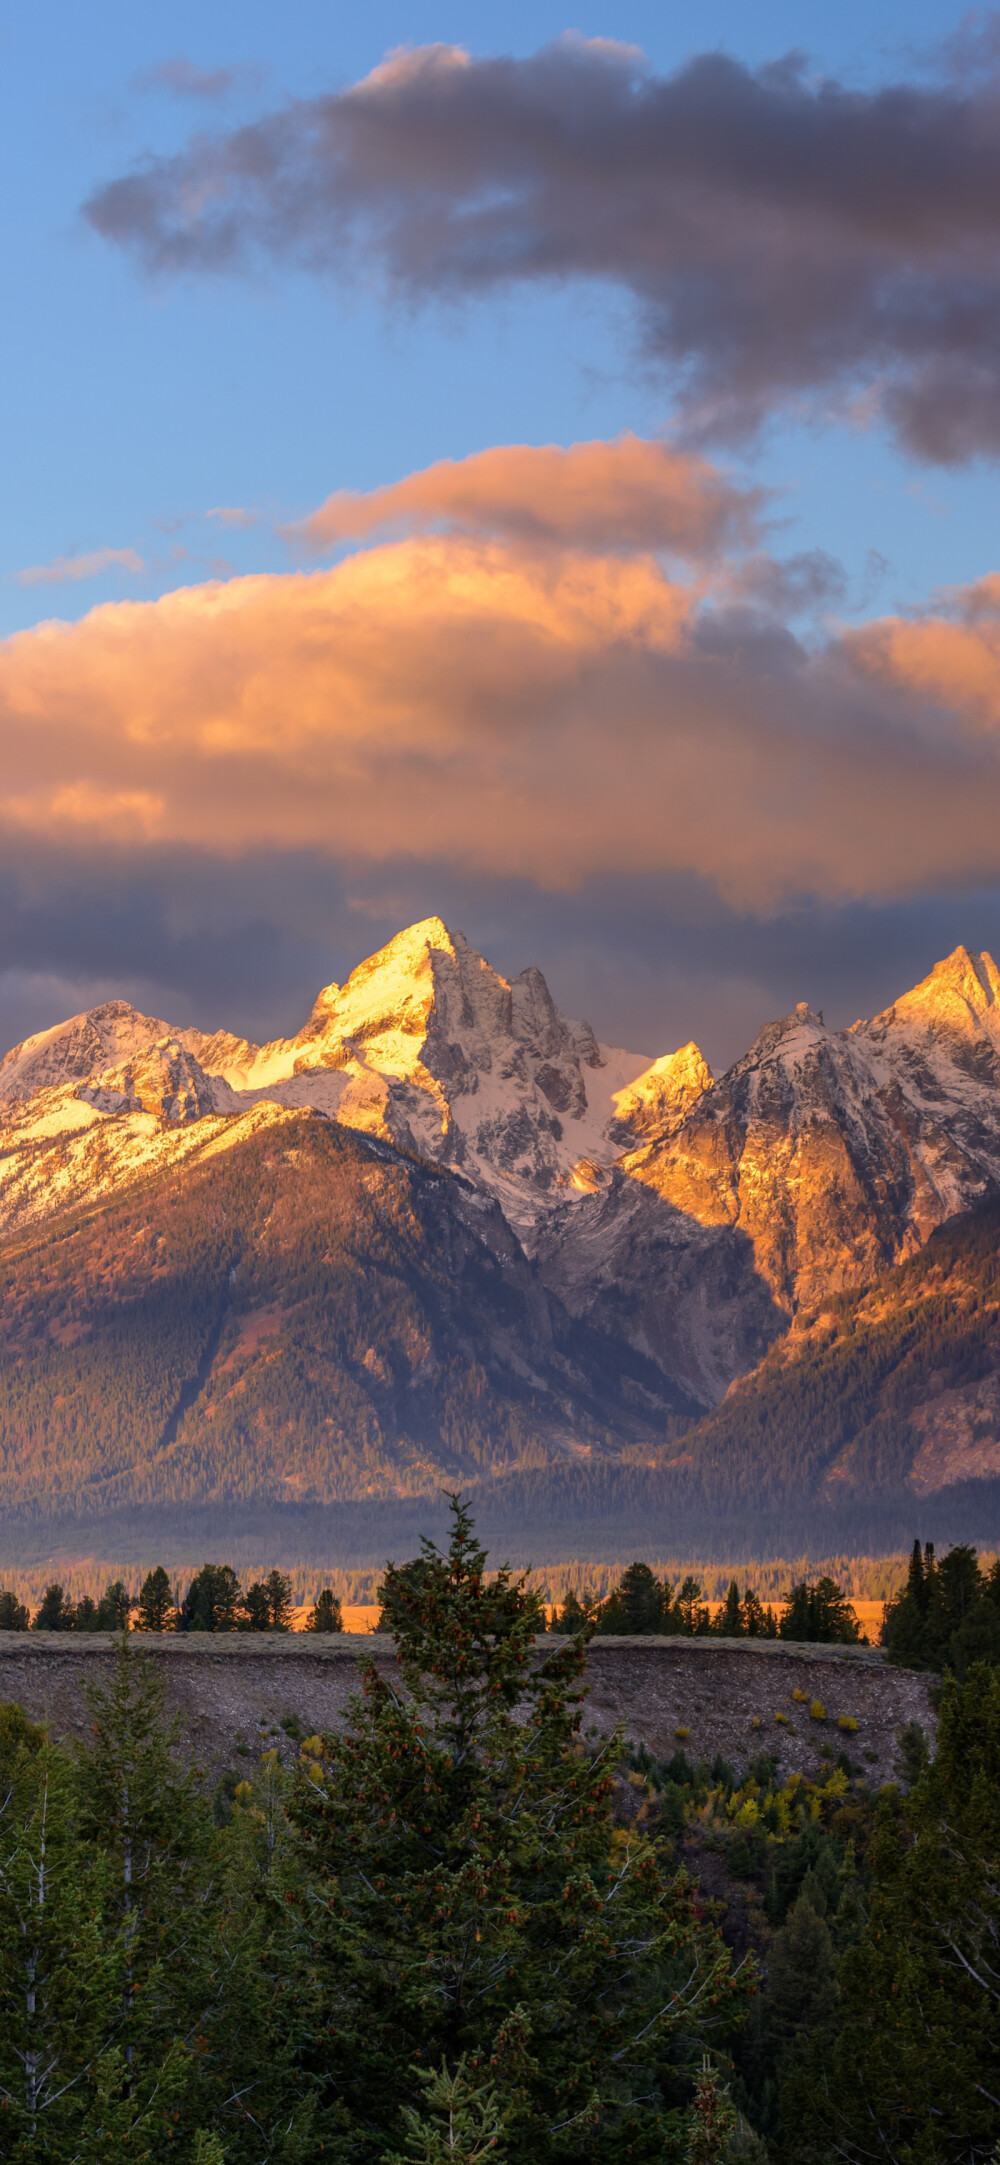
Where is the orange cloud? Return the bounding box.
[846,577,1000,732]
[16,547,145,588]
[3,531,1000,904]
[288,434,763,558]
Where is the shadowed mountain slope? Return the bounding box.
[0,1103,693,1523]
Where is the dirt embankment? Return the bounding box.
[0,1634,935,1782]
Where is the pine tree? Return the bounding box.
[74,1637,214,2151]
[305,1589,343,1632]
[676,1576,710,1636]
[794,1663,1000,2161]
[288,1498,748,2162]
[0,1735,120,2157]
[242,1582,273,1631]
[597,1561,670,1634]
[95,1579,133,1631]
[716,1582,743,1637]
[265,1570,293,1630]
[181,1563,242,1632]
[136,1565,173,1632]
[31,1583,74,1631]
[0,1591,29,1630]
[549,1587,596,1636]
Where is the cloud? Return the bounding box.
[5,503,1000,907]
[206,505,259,529]
[15,548,145,589]
[86,33,1000,460]
[135,57,252,102]
[287,434,763,558]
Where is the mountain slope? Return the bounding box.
[0,1103,694,1523]
[674,1198,1000,1513]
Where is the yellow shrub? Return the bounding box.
[837,1714,859,1732]
[750,1715,762,1730]
[792,1687,808,1702]
[809,1700,826,1721]
[774,1711,790,1725]
[674,1726,690,1740]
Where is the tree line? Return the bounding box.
[0,1497,996,2160]
[548,1561,864,1643]
[0,1565,344,1634]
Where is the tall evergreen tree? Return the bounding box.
[181,1564,242,1632]
[305,1589,343,1633]
[136,1566,174,1633]
[0,1591,29,1631]
[791,1663,1000,2161]
[289,1499,748,2162]
[31,1583,74,1631]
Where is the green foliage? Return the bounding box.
[788,1664,1000,2162]
[305,1588,343,1632]
[136,1564,174,1632]
[886,1538,1000,1673]
[32,1582,74,1631]
[242,1569,293,1631]
[181,1562,243,1632]
[288,1497,747,2161]
[779,1576,861,1643]
[0,1590,28,1630]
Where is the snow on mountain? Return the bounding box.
[6,928,1000,1415]
[187,917,653,1223]
[620,950,1000,1316]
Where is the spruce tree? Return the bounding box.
[716,1581,743,1637]
[73,1637,213,2145]
[0,1591,28,1630]
[136,1565,174,1632]
[181,1564,242,1631]
[305,1589,343,1632]
[31,1583,74,1631]
[288,1499,748,2162]
[793,1663,1000,2161]
[0,1736,119,2157]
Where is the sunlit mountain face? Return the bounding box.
[4,918,1000,1547]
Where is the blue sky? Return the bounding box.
[4,0,995,630]
[3,0,1000,1066]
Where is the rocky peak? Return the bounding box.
[79,1040,220,1126]
[0,999,172,1110]
[609,1042,713,1145]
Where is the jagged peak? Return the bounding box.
[859,945,1000,1041]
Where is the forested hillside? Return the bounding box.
[0,1105,690,1524]
[678,1199,1000,1516]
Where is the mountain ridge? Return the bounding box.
[5,921,1000,1535]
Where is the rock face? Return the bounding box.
[621,951,1000,1316]
[4,924,1000,1514]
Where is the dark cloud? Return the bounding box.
[88,32,1000,460]
[134,57,255,102]
[3,836,1000,1077]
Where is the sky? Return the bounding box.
[4,0,1000,1066]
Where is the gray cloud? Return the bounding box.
[89,32,1000,460]
[134,57,255,102]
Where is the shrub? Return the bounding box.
[750,1715,762,1730]
[774,1711,790,1726]
[674,1725,691,1740]
[810,1700,827,1721]
[837,1714,859,1732]
[792,1687,808,1702]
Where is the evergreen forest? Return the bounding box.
[0,1503,997,2161]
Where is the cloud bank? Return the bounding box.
[288,434,763,557]
[88,33,1000,458]
[3,437,1000,907]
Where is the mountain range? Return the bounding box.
[3,916,1000,1552]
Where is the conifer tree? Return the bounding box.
[0,1735,119,2157]
[136,1565,174,1632]
[289,1498,748,2162]
[31,1583,74,1631]
[181,1564,242,1632]
[0,1590,29,1630]
[676,1576,710,1636]
[716,1581,743,1637]
[791,1663,1000,2161]
[74,1637,213,2144]
[305,1588,343,1632]
[95,1579,133,1631]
